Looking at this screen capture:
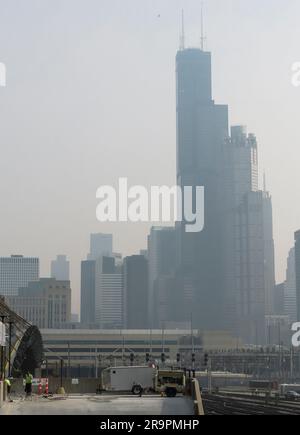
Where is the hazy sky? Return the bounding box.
[0,0,300,313]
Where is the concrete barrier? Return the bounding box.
[191,379,205,416]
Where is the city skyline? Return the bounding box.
[0,0,300,315]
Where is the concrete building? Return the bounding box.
[284,248,297,324]
[41,329,240,377]
[123,256,148,329]
[51,255,70,281]
[0,255,39,297]
[147,227,176,328]
[295,231,300,321]
[5,278,71,329]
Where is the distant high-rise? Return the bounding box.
[237,191,275,343]
[88,233,113,260]
[147,227,176,328]
[295,231,300,321]
[123,255,148,329]
[176,47,229,329]
[284,248,297,323]
[80,260,96,325]
[51,255,70,281]
[95,256,123,329]
[81,233,114,325]
[6,278,71,329]
[0,255,39,297]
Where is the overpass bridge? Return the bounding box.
[0,394,195,415]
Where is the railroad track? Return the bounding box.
[203,394,300,415]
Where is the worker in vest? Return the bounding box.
[4,378,12,401]
[24,371,33,399]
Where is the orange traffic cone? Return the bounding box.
[45,379,49,395]
[38,380,42,395]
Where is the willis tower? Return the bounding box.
[175,46,231,330]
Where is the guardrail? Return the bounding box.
[191,379,205,416]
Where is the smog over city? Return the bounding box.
[1,0,300,419]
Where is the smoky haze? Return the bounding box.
[0,0,299,314]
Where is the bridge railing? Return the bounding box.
[186,377,205,415]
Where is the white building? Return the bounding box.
[0,255,39,297]
[95,273,123,329]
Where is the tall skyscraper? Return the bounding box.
[236,190,275,343]
[88,233,113,260]
[95,257,123,330]
[147,227,176,328]
[80,260,96,325]
[176,47,229,330]
[81,233,114,325]
[123,255,148,329]
[284,248,297,323]
[295,231,300,321]
[51,255,70,281]
[0,255,39,297]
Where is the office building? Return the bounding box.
[5,278,71,329]
[51,255,70,281]
[176,47,229,330]
[123,255,148,329]
[295,231,300,321]
[81,234,114,326]
[95,273,123,329]
[88,233,113,261]
[147,227,176,328]
[284,248,297,323]
[0,255,39,297]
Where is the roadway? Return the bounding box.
[0,394,194,416]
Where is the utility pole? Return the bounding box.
[60,359,64,389]
[207,356,212,394]
[191,313,195,370]
[68,342,71,378]
[290,347,294,381]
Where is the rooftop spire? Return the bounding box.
[263,171,267,192]
[180,9,185,50]
[200,2,206,51]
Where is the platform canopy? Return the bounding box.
[0,297,43,377]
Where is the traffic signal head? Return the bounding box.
[204,353,209,367]
[161,353,166,363]
[146,353,150,362]
[130,353,134,362]
[176,353,181,363]
[192,353,196,363]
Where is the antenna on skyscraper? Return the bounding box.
[180,9,185,50]
[200,2,206,51]
[263,171,267,192]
